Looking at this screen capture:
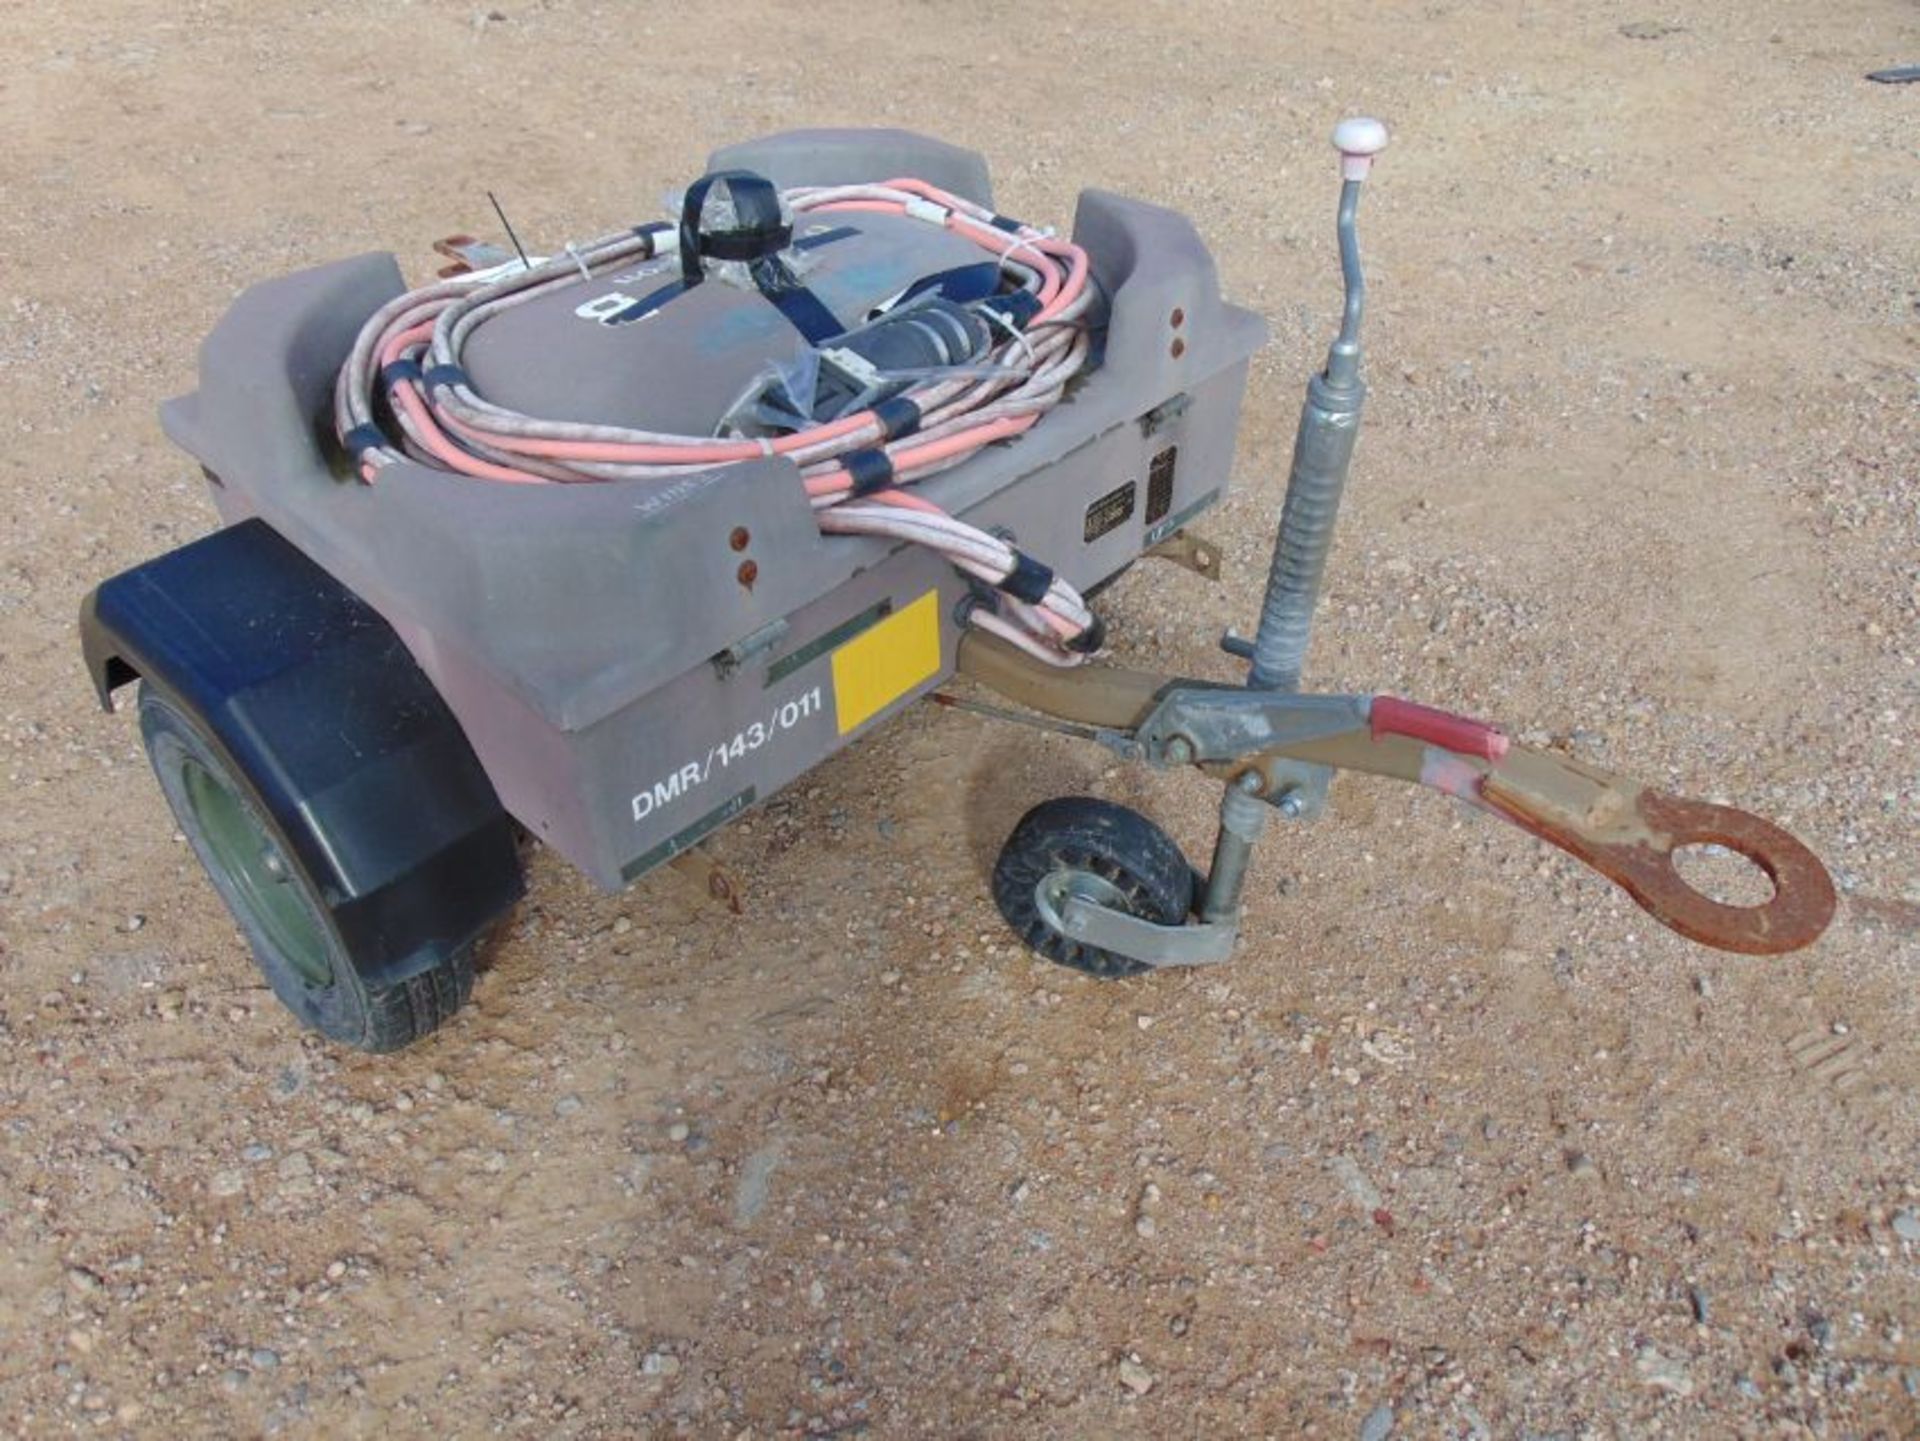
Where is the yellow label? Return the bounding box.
[830,591,942,734]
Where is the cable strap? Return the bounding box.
[872,396,921,440]
[842,448,895,496]
[632,220,677,254]
[341,422,389,459]
[998,550,1055,604]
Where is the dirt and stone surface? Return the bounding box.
[3,1,1917,1436]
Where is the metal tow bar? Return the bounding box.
[954,633,1837,961]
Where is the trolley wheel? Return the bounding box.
[992,796,1194,979]
[137,684,475,1052]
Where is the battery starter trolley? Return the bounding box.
[81,124,1835,1051]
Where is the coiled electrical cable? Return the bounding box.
[335,178,1101,664]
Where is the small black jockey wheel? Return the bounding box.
[992,796,1195,979]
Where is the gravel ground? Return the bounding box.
[2,1,1917,1436]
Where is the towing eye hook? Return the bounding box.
[1246,693,1836,956]
[1473,753,1835,956]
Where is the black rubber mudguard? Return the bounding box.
[80,519,523,987]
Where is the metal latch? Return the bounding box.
[712,617,791,679]
[1139,393,1192,438]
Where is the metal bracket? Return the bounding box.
[1253,759,1334,820]
[432,234,518,276]
[667,845,744,914]
[1136,688,1368,766]
[1143,529,1223,583]
[1057,894,1236,967]
[1135,688,1358,819]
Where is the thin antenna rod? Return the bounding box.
[487,190,531,270]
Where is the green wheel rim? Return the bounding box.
[180,757,332,987]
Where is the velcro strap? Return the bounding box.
[341,423,389,460]
[679,169,787,287]
[988,213,1025,234]
[872,396,921,441]
[422,363,469,392]
[606,279,687,326]
[675,168,844,343]
[896,261,1002,308]
[756,267,843,344]
[702,224,794,261]
[842,448,895,496]
[980,290,1043,330]
[381,358,423,387]
[998,550,1054,604]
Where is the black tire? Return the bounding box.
[137,683,474,1051]
[992,796,1194,979]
